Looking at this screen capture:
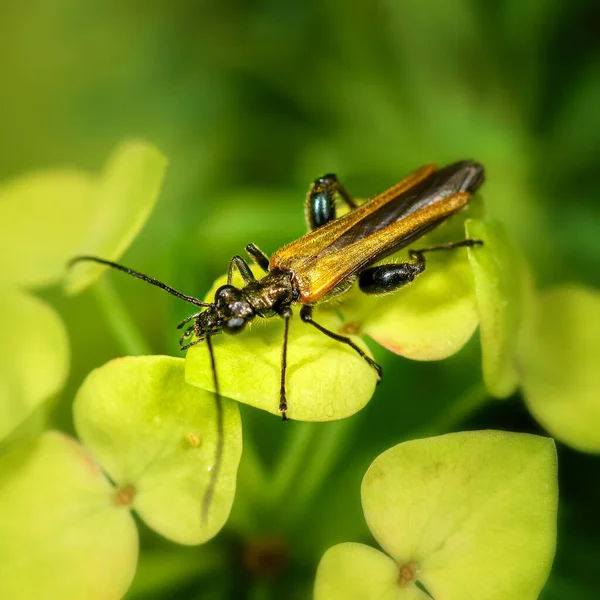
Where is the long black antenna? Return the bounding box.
[69,256,211,308]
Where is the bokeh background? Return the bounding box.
[2,0,599,598]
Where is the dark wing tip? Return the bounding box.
[454,159,485,194]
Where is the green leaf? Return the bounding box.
[0,170,96,288]
[521,285,600,452]
[315,542,428,600]
[185,310,377,421]
[0,140,165,291]
[74,355,242,544]
[0,431,138,600]
[66,140,167,294]
[360,431,557,600]
[466,218,533,397]
[0,289,69,441]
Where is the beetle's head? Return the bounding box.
[179,284,256,348]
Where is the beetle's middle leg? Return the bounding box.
[299,305,382,379]
[358,239,482,295]
[305,174,358,231]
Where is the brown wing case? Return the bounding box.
[270,161,483,303]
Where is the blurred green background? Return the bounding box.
[2,0,599,598]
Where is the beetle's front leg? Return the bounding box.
[227,255,256,285]
[305,174,358,231]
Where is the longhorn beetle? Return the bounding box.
[71,160,484,422]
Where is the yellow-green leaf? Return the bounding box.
[0,431,138,600]
[0,170,96,288]
[0,290,69,441]
[66,140,167,293]
[466,218,533,397]
[315,542,428,600]
[361,431,557,600]
[186,311,377,421]
[521,285,600,452]
[74,355,242,544]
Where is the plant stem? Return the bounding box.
[412,381,490,439]
[265,422,318,508]
[281,417,361,528]
[237,431,270,509]
[130,546,226,598]
[93,277,152,356]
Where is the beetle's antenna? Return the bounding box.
[201,333,224,523]
[69,256,211,308]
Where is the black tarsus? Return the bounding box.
[180,335,204,351]
[410,238,482,257]
[69,256,210,308]
[177,311,204,330]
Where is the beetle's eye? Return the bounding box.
[223,317,246,335]
[215,284,237,302]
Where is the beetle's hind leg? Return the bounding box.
[299,305,382,380]
[305,174,358,231]
[358,238,482,295]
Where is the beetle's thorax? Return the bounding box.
[242,268,297,317]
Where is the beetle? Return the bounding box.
[71,160,484,422]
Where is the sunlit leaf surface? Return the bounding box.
[186,311,377,421]
[74,355,242,544]
[521,285,600,452]
[360,431,557,600]
[0,431,138,600]
[0,290,69,441]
